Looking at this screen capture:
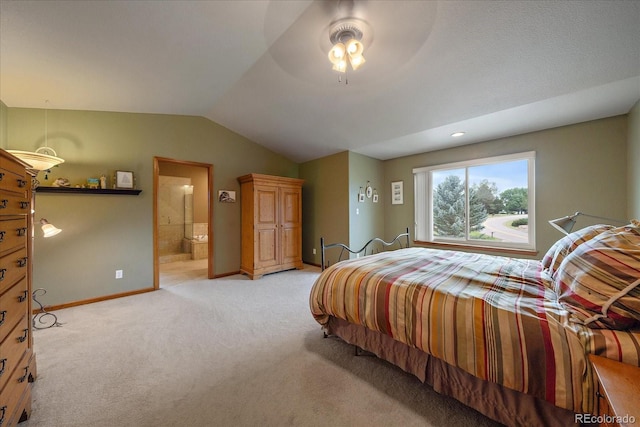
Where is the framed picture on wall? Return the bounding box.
[116,171,134,189]
[218,190,236,203]
[391,181,403,205]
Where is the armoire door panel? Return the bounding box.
[256,228,278,267]
[256,187,277,225]
[281,226,301,265]
[280,188,301,225]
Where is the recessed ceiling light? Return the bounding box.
[451,132,465,138]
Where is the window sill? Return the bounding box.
[414,240,539,257]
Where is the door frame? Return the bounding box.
[153,156,214,289]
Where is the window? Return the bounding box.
[413,152,535,251]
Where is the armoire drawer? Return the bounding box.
[0,248,28,296]
[0,277,29,344]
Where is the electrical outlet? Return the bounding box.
[312,248,316,255]
[115,270,123,279]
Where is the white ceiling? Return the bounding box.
[1,0,639,163]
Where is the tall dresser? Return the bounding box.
[238,174,303,279]
[0,150,36,426]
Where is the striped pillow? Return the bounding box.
[555,224,640,329]
[541,224,614,277]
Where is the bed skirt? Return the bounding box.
[326,316,577,427]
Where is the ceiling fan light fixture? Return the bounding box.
[328,20,366,74]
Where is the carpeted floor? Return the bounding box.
[23,264,500,427]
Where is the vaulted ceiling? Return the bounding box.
[1,0,639,163]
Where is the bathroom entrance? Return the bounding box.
[153,157,214,288]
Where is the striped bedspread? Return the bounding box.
[309,247,640,414]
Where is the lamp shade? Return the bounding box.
[349,54,366,71]
[345,39,364,57]
[40,218,62,238]
[328,43,346,64]
[548,216,577,235]
[548,211,627,235]
[8,149,64,171]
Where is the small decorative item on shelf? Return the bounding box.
[52,177,70,187]
[87,177,100,189]
[100,174,107,189]
[116,170,134,189]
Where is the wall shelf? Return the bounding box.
[35,187,142,195]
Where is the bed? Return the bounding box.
[309,224,640,426]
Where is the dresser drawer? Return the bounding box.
[0,192,30,217]
[0,248,28,296]
[0,277,29,344]
[0,163,29,196]
[0,335,30,427]
[0,218,27,257]
[0,314,29,383]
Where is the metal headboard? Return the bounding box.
[320,227,410,270]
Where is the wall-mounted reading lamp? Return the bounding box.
[548,211,627,235]
[40,218,62,238]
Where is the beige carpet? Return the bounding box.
[23,264,500,427]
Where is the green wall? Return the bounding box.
[3,107,298,306]
[0,102,7,148]
[629,100,640,219]
[384,115,629,258]
[348,152,385,251]
[299,151,386,267]
[299,151,349,267]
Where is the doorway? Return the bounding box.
[153,157,214,289]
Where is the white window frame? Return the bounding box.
[413,151,536,251]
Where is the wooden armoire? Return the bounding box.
[0,149,36,426]
[238,174,303,279]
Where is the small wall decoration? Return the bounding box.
[373,189,379,203]
[218,190,236,203]
[52,177,70,187]
[358,187,365,203]
[391,181,403,205]
[116,170,134,189]
[365,181,373,198]
[87,177,100,189]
